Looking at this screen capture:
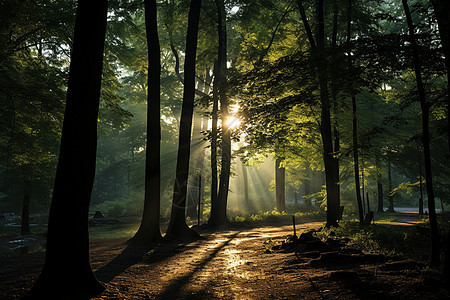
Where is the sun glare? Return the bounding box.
[226,117,241,129]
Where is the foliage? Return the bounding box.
[315,220,431,261]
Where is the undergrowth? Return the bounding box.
[229,206,325,225]
[314,220,431,261]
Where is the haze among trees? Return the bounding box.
[1,0,450,298]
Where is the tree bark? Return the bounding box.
[403,0,440,267]
[29,0,108,297]
[210,61,219,223]
[129,0,162,244]
[166,0,202,238]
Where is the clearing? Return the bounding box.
[0,217,449,299]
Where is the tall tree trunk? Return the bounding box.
[210,61,219,222]
[353,96,364,223]
[21,180,31,236]
[29,0,108,297]
[331,0,341,213]
[346,0,364,223]
[403,0,440,267]
[388,160,394,212]
[317,0,339,227]
[209,0,229,227]
[297,0,339,226]
[275,157,286,212]
[166,0,202,238]
[129,0,162,244]
[362,157,366,215]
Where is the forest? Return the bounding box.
[1,0,450,298]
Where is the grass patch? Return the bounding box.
[229,207,326,225]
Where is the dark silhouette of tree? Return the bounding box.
[129,0,162,244]
[28,0,108,297]
[166,0,202,238]
[210,60,219,220]
[297,0,340,227]
[209,0,229,227]
[402,0,440,267]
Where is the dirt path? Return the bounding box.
[92,223,323,299]
[1,220,449,299]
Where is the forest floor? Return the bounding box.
[0,215,449,299]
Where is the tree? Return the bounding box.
[346,0,364,223]
[297,0,340,227]
[129,0,162,244]
[166,0,202,238]
[209,0,230,227]
[28,0,108,297]
[402,0,440,267]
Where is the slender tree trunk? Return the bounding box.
[377,181,384,213]
[388,160,394,212]
[304,163,311,206]
[346,0,363,223]
[29,0,108,297]
[209,0,229,226]
[403,0,440,267]
[275,157,286,212]
[21,180,31,236]
[297,0,339,225]
[210,61,219,222]
[331,0,341,212]
[362,157,366,215]
[191,70,211,219]
[316,0,339,227]
[130,0,162,244]
[352,96,364,222]
[376,158,384,213]
[166,0,202,238]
